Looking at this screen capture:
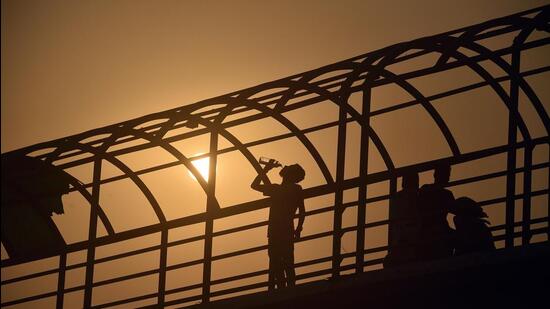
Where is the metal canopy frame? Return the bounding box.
[1,5,549,308]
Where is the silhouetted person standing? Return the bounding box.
[251,159,305,290]
[453,197,495,255]
[385,171,420,267]
[418,164,455,260]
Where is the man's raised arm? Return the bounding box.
[251,160,277,192]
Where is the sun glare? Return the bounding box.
[190,156,210,181]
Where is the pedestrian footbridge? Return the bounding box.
[1,5,549,308]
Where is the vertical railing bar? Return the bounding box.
[157,228,168,305]
[332,103,347,278]
[202,130,218,303]
[56,253,67,309]
[356,87,371,273]
[388,177,397,252]
[505,44,520,248]
[522,142,533,245]
[84,158,102,307]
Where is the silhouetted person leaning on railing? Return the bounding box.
[384,171,421,267]
[251,158,306,290]
[418,163,456,260]
[453,197,495,255]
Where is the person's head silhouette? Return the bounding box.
[434,163,451,185]
[455,197,488,219]
[279,164,305,184]
[402,171,419,190]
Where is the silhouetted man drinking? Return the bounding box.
[251,159,305,290]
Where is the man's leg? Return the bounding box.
[272,257,285,289]
[283,245,296,287]
[268,257,276,291]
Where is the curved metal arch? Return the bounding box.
[272,66,355,111]
[287,74,397,171]
[511,9,549,132]
[380,37,532,142]
[26,143,116,236]
[104,121,219,213]
[433,10,549,134]
[435,13,534,66]
[65,176,115,235]
[310,49,462,158]
[460,6,548,42]
[71,140,168,223]
[359,47,462,156]
[377,66,462,156]
[110,106,281,211]
[310,69,395,170]
[233,72,396,173]
[161,108,274,189]
[212,94,336,185]
[82,111,264,216]
[241,78,396,173]
[457,39,549,134]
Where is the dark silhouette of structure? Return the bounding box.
[453,197,496,255]
[385,172,420,267]
[1,5,548,308]
[1,155,72,258]
[251,160,306,290]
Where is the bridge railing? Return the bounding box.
[1,5,549,308]
[1,136,548,307]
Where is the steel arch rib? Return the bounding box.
[264,76,395,172]
[410,38,533,141]
[459,7,550,133]
[107,122,218,212]
[117,110,272,211]
[371,37,532,143]
[235,79,396,176]
[166,110,272,190]
[30,144,116,236]
[66,177,115,235]
[214,95,336,185]
[435,9,549,134]
[292,78,396,172]
[313,55,461,161]
[72,141,167,223]
[456,39,549,134]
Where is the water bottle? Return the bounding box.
[259,156,282,168]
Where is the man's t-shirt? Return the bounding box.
[418,184,455,228]
[417,184,455,258]
[261,183,304,240]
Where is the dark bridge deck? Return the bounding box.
[198,243,549,309]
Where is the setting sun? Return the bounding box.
[190,155,210,181]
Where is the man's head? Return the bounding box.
[280,164,305,184]
[402,171,419,190]
[434,163,451,185]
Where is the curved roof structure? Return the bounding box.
[1,5,549,308]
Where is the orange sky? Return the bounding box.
[2,0,547,153]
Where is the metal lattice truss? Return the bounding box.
[2,5,549,308]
